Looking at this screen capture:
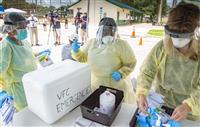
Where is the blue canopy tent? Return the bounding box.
[0,5,4,14]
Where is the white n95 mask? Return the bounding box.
[171,37,191,48]
[102,36,114,44]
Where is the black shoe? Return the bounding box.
[36,44,40,46]
[81,42,84,46]
[54,42,58,46]
[31,44,34,46]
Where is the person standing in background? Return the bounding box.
[52,11,61,45]
[42,14,48,31]
[80,12,87,45]
[65,16,68,29]
[27,12,39,46]
[74,8,82,34]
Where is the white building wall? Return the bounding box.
[90,0,118,25]
[117,7,130,20]
[69,0,131,26]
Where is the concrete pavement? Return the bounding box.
[30,23,164,78]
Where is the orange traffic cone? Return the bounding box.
[131,26,135,38]
[139,37,142,45]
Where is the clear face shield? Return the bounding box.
[0,20,28,34]
[164,25,194,48]
[96,25,117,47]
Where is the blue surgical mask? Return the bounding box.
[17,29,27,40]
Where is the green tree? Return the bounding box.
[126,0,169,23]
[2,0,56,17]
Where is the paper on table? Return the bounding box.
[147,91,164,108]
[73,117,107,127]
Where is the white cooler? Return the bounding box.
[22,60,91,124]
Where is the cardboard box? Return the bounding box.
[129,106,174,127]
[22,60,91,124]
[80,86,124,126]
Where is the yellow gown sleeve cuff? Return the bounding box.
[118,70,125,79]
[71,49,81,58]
[183,98,198,116]
[136,87,149,101]
[71,49,80,55]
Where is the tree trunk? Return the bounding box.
[35,0,37,12]
[157,0,163,25]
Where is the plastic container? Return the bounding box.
[22,60,91,124]
[80,86,124,126]
[129,106,174,127]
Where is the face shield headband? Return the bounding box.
[164,25,194,38]
[4,20,28,29]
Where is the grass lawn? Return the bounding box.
[147,29,165,37]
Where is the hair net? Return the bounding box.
[99,17,117,28]
[96,17,118,46]
[0,12,27,34]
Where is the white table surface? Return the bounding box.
[6,103,200,127]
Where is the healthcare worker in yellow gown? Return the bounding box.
[136,4,200,121]
[0,12,37,111]
[71,17,136,104]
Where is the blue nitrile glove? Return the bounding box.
[137,114,147,123]
[137,120,150,127]
[149,113,158,126]
[71,41,81,53]
[0,91,8,108]
[112,71,122,81]
[148,107,157,116]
